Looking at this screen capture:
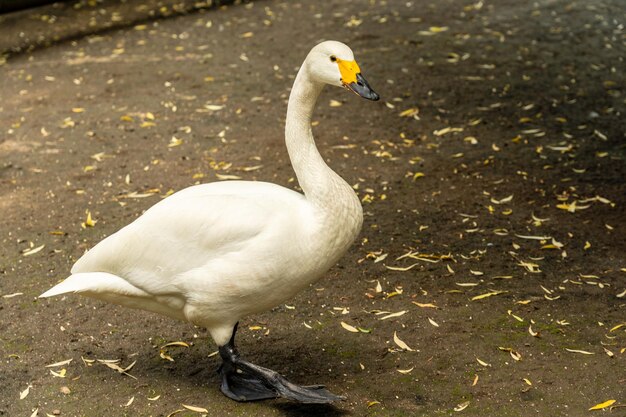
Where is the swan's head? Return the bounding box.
[305,41,379,101]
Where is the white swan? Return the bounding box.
[40,40,379,403]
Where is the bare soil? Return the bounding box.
[1,0,624,416]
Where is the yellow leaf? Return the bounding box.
[168,136,183,147]
[340,321,359,333]
[215,173,242,180]
[82,210,97,228]
[46,359,73,368]
[367,401,381,408]
[472,374,478,386]
[72,107,85,113]
[23,244,45,257]
[428,317,439,327]
[429,26,449,33]
[565,348,594,355]
[412,301,438,309]
[523,378,532,386]
[454,401,470,412]
[20,385,30,400]
[161,341,189,349]
[609,323,625,332]
[397,367,414,374]
[589,400,615,411]
[399,108,419,117]
[476,358,490,367]
[385,263,418,271]
[584,241,591,250]
[329,99,343,107]
[379,310,407,320]
[393,331,414,351]
[182,404,209,413]
[471,291,507,301]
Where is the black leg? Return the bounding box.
[217,322,345,403]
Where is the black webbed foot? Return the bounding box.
[217,323,345,403]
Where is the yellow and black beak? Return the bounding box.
[337,58,380,101]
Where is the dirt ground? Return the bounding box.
[1,0,625,416]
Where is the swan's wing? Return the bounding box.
[68,181,309,296]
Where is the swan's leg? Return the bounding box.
[218,323,345,403]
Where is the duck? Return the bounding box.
[40,40,379,403]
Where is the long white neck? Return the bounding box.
[285,65,352,208]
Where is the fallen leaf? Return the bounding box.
[182,404,209,413]
[168,136,183,147]
[215,173,242,180]
[161,341,190,349]
[399,108,419,118]
[46,359,73,368]
[454,401,470,412]
[476,358,490,367]
[412,301,438,309]
[23,244,45,256]
[397,367,414,374]
[565,348,594,355]
[589,400,616,411]
[3,292,23,298]
[393,331,415,351]
[19,385,31,400]
[379,310,407,320]
[385,263,418,271]
[82,210,97,228]
[428,317,440,327]
[340,321,359,333]
[471,291,507,301]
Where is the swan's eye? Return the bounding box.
[330,55,337,63]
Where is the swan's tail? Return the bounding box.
[39,272,147,298]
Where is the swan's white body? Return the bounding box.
[41,41,365,347]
